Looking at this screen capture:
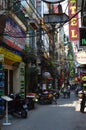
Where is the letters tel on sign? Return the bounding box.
[79,28,86,46]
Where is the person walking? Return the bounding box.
[80,91,86,113]
[67,84,71,98]
[63,87,67,98]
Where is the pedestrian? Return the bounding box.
[63,87,67,98]
[75,85,82,96]
[67,84,71,98]
[80,91,86,113]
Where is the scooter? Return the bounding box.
[8,93,28,118]
[37,89,53,104]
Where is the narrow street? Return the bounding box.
[1,91,86,130]
[0,0,85,130]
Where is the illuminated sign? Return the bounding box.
[79,28,86,46]
[68,0,79,41]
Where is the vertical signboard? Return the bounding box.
[20,63,25,98]
[68,0,79,41]
[0,54,4,96]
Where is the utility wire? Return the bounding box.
[0,1,82,39]
[2,8,81,39]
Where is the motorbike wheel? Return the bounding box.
[21,110,27,118]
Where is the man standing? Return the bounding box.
[80,91,86,113]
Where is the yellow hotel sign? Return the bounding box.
[0,47,22,62]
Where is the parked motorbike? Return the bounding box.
[26,93,36,110]
[49,89,60,104]
[7,93,28,118]
[36,89,53,104]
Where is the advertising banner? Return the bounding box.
[3,17,26,51]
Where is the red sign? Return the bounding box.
[68,0,79,41]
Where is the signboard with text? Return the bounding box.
[79,28,86,46]
[3,17,26,51]
[68,0,79,41]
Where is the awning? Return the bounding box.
[0,47,22,65]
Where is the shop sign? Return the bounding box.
[0,63,4,96]
[44,13,69,24]
[68,0,79,41]
[3,17,26,51]
[0,47,22,62]
[79,28,86,46]
[76,51,86,64]
[20,63,25,98]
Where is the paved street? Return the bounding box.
[1,91,86,130]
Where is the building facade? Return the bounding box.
[0,1,28,97]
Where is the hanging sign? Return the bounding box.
[68,0,79,41]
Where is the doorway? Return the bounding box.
[4,69,13,95]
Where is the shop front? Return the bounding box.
[0,47,25,98]
[0,15,26,98]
